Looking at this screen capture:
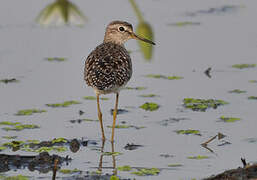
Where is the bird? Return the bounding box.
[84,20,155,142]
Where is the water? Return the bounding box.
[0,0,257,179]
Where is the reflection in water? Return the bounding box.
[36,0,87,26]
[129,0,154,61]
[98,141,117,175]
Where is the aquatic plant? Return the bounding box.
[176,129,201,135]
[145,74,183,80]
[139,94,159,98]
[228,89,246,94]
[15,109,46,116]
[232,64,256,69]
[36,0,87,26]
[0,78,19,84]
[220,116,241,123]
[0,175,29,180]
[187,155,209,160]
[124,86,147,90]
[102,151,122,156]
[168,164,183,167]
[59,168,80,174]
[117,165,132,171]
[168,21,201,27]
[183,98,228,111]
[140,102,159,111]
[83,96,109,100]
[248,96,257,100]
[46,100,81,107]
[131,168,160,176]
[45,57,66,61]
[3,124,40,131]
[249,80,257,83]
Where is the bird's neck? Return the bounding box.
[104,32,124,46]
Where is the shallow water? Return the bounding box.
[0,0,257,179]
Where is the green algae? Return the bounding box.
[3,141,25,148]
[45,57,66,61]
[187,155,209,160]
[228,89,246,94]
[131,168,160,176]
[3,124,40,131]
[139,94,159,98]
[176,129,201,135]
[168,21,200,27]
[110,176,120,180]
[2,136,17,139]
[220,116,241,123]
[140,102,159,111]
[59,168,80,174]
[124,86,147,90]
[232,64,256,69]
[117,165,132,171]
[249,80,257,83]
[15,109,46,116]
[0,78,19,84]
[183,98,228,111]
[248,96,257,100]
[52,137,68,144]
[102,151,122,156]
[0,175,29,180]
[0,146,7,151]
[83,96,109,100]
[145,74,183,80]
[34,146,67,153]
[168,164,183,167]
[107,125,132,129]
[26,140,40,144]
[46,100,81,107]
[0,121,21,126]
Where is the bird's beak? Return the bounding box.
[131,32,155,45]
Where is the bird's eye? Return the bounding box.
[119,26,125,32]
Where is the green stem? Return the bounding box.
[129,0,144,22]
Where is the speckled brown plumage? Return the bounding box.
[84,42,132,94]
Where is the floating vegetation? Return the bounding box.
[131,168,160,176]
[0,78,19,84]
[145,74,183,80]
[117,165,132,171]
[168,164,183,167]
[187,155,209,160]
[107,124,145,129]
[15,109,46,116]
[138,94,159,98]
[220,116,241,123]
[59,168,80,174]
[110,176,119,180]
[124,86,147,90]
[83,96,109,100]
[0,121,21,126]
[45,57,66,62]
[2,136,17,139]
[0,146,7,151]
[175,129,201,135]
[228,89,246,94]
[248,96,257,100]
[36,0,87,27]
[186,5,242,17]
[52,137,68,144]
[160,154,174,158]
[249,80,257,83]
[232,64,256,69]
[183,98,228,112]
[140,102,159,111]
[168,21,201,27]
[46,100,81,107]
[0,175,29,180]
[3,124,40,131]
[102,151,122,156]
[159,117,188,126]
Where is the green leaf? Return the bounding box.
[124,86,147,90]
[139,94,159,98]
[0,78,19,84]
[131,168,160,176]
[232,64,256,69]
[183,98,228,112]
[0,146,7,151]
[220,116,241,123]
[83,96,109,100]
[187,155,209,160]
[15,109,46,116]
[168,21,200,27]
[107,125,131,129]
[46,100,81,107]
[248,96,257,100]
[102,152,122,156]
[59,168,80,174]
[176,129,201,135]
[140,102,159,111]
[110,175,120,180]
[0,121,21,126]
[145,74,183,80]
[228,89,246,94]
[45,57,66,61]
[52,137,68,144]
[168,164,183,167]
[0,175,29,180]
[117,165,132,171]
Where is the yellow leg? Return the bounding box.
[98,140,105,173]
[111,141,117,175]
[111,93,119,142]
[97,94,105,141]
